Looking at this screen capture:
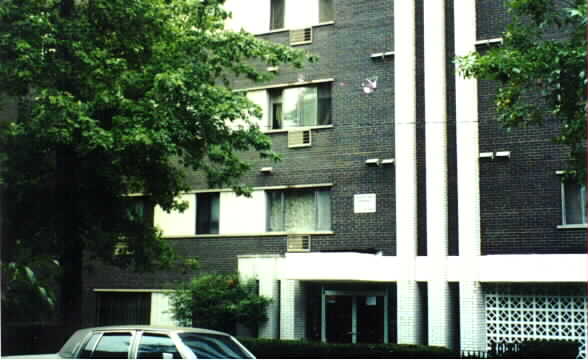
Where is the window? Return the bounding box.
[138,334,181,359]
[79,332,133,359]
[270,0,333,30]
[319,0,334,22]
[562,180,586,225]
[270,0,285,30]
[270,84,331,129]
[178,333,253,359]
[196,192,220,234]
[267,188,331,232]
[126,196,154,224]
[97,292,151,326]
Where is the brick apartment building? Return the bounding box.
[81,0,587,356]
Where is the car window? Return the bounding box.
[137,333,181,359]
[78,333,102,358]
[81,332,133,359]
[58,329,92,358]
[178,333,253,359]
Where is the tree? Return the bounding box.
[168,273,271,333]
[0,0,311,327]
[457,0,586,180]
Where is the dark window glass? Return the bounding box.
[137,334,181,359]
[270,89,283,130]
[97,292,151,326]
[178,333,253,359]
[90,333,132,359]
[270,0,285,30]
[564,181,586,225]
[317,85,332,125]
[196,193,220,234]
[319,0,334,22]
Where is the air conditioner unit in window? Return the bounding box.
[290,27,313,46]
[288,129,312,148]
[287,234,311,252]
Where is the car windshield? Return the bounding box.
[177,333,253,359]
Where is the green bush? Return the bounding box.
[238,338,457,359]
[168,273,271,333]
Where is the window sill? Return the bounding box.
[556,224,587,230]
[255,21,335,36]
[163,231,335,239]
[264,125,333,134]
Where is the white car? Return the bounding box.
[4,325,255,359]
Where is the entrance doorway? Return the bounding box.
[322,289,389,344]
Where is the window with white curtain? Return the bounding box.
[269,84,331,129]
[267,188,331,232]
[562,181,586,225]
[270,0,334,30]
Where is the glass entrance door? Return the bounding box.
[323,290,388,344]
[325,295,353,343]
[357,295,385,343]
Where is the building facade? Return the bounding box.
[83,0,587,357]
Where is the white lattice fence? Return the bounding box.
[485,284,587,359]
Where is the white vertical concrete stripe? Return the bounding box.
[394,0,422,346]
[455,1,486,354]
[455,0,481,262]
[424,0,452,349]
[394,0,417,259]
[424,0,448,262]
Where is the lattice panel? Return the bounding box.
[485,284,587,359]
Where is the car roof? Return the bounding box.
[83,325,232,336]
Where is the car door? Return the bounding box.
[77,331,135,359]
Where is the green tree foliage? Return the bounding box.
[0,0,310,325]
[169,273,271,333]
[457,0,586,180]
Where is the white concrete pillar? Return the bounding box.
[459,282,487,353]
[394,0,422,345]
[280,279,305,340]
[454,1,486,353]
[424,0,452,349]
[259,280,280,339]
[397,281,424,344]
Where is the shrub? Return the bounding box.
[168,273,271,333]
[237,338,457,359]
[496,340,580,359]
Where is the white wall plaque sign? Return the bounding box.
[354,194,376,213]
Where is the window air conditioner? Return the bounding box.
[287,234,311,252]
[290,27,313,46]
[287,129,312,148]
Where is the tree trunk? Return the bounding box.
[57,146,84,330]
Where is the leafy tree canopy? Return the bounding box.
[0,0,311,322]
[457,0,587,180]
